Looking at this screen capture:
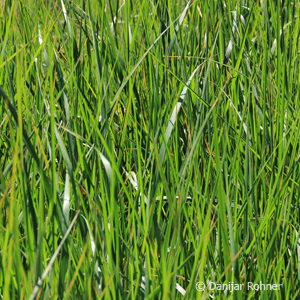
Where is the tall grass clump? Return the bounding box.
[0,0,299,299]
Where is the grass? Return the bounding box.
[0,0,299,299]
